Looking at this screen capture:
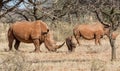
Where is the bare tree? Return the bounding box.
[53,0,120,60]
[87,0,120,61]
[14,0,52,21]
[0,0,24,19]
[52,0,82,23]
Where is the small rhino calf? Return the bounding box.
[66,36,77,52]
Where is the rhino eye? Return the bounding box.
[42,29,49,35]
[42,32,48,35]
[47,29,49,32]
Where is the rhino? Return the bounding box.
[66,36,77,52]
[8,20,65,52]
[73,22,119,45]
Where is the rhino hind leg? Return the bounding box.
[8,29,14,51]
[8,37,14,51]
[95,35,101,45]
[14,39,20,50]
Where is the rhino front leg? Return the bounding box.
[95,35,101,45]
[33,39,41,52]
[75,35,80,46]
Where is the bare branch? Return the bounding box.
[3,0,12,4]
[0,0,12,10]
[16,12,29,21]
[94,9,110,27]
[0,0,24,18]
[28,0,48,5]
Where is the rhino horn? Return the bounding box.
[55,42,65,49]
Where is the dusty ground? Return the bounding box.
[0,35,120,71]
[0,24,120,71]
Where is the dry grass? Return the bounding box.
[47,21,75,41]
[0,23,120,71]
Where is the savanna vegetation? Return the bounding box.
[0,0,120,71]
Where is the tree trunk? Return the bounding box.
[110,38,116,61]
[109,30,116,61]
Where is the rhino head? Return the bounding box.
[66,36,77,52]
[104,27,119,40]
[44,31,65,52]
[38,21,64,52]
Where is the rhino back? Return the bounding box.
[77,24,104,39]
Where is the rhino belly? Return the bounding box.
[13,30,33,43]
[14,34,33,43]
[81,33,94,40]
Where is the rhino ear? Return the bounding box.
[104,24,110,28]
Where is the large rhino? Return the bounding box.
[73,22,119,45]
[8,20,65,52]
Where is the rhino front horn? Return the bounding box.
[55,42,65,49]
